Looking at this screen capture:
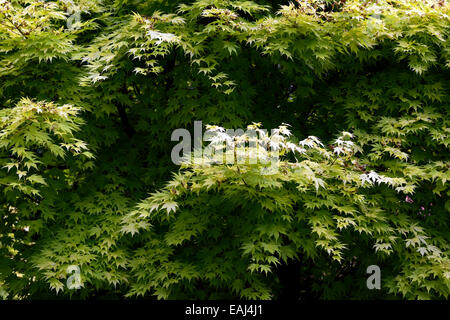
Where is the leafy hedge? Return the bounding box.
[0,0,448,299]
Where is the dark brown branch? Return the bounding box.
[116,103,135,138]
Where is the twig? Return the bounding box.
[3,15,27,38]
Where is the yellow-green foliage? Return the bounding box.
[0,0,448,299]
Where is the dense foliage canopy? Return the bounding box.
[0,0,449,300]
